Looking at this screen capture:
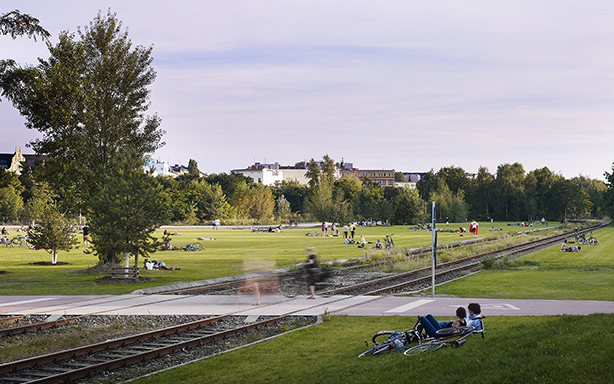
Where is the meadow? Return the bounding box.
[129,225,613,384]
[0,221,540,295]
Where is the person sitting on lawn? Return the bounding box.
[466,303,483,331]
[143,259,154,270]
[151,259,180,270]
[375,239,383,250]
[560,239,570,251]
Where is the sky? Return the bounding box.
[1,1,613,180]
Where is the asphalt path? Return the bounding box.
[1,294,612,318]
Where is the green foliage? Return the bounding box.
[603,162,614,221]
[392,186,424,225]
[88,150,169,264]
[273,179,308,214]
[189,179,226,221]
[6,10,164,213]
[0,10,50,41]
[306,181,334,221]
[22,182,55,223]
[275,195,291,220]
[27,208,77,264]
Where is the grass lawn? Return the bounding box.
[132,314,614,384]
[435,225,614,301]
[129,225,614,384]
[0,221,538,295]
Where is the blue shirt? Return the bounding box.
[466,314,483,331]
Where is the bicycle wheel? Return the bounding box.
[403,341,445,356]
[192,243,203,251]
[371,330,397,344]
[11,238,22,248]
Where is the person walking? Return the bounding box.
[303,249,321,299]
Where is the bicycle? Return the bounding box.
[10,235,28,248]
[403,315,485,356]
[358,329,417,357]
[584,233,600,245]
[0,236,12,248]
[184,243,203,251]
[384,234,395,250]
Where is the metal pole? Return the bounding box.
[431,202,436,296]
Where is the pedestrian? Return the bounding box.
[304,249,321,299]
[342,224,349,238]
[82,225,90,248]
[350,223,356,239]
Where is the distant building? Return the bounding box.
[0,147,46,175]
[339,162,395,187]
[144,160,206,178]
[232,162,313,185]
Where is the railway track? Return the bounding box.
[318,223,606,296]
[0,314,314,384]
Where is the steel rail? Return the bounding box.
[0,315,226,375]
[319,224,605,296]
[17,316,286,384]
[0,315,87,338]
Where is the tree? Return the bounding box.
[187,159,200,179]
[6,11,164,212]
[493,163,526,220]
[416,169,437,202]
[437,166,470,195]
[305,158,321,188]
[393,186,425,225]
[249,184,274,220]
[27,208,77,264]
[272,179,308,214]
[88,150,169,265]
[395,172,405,182]
[306,181,333,222]
[603,163,614,221]
[0,170,24,223]
[22,181,55,224]
[275,195,291,221]
[189,179,226,222]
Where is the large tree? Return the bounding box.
[88,150,169,265]
[5,10,164,212]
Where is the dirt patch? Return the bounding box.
[32,262,70,266]
[94,276,152,284]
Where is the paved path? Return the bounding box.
[1,295,612,318]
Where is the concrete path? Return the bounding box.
[1,294,612,318]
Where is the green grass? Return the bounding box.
[132,314,614,384]
[435,226,614,301]
[0,222,532,295]
[127,225,614,384]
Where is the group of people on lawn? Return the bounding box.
[415,303,483,339]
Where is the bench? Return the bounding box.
[111,267,139,279]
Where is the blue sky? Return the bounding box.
[1,1,613,180]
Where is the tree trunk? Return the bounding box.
[51,249,57,264]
